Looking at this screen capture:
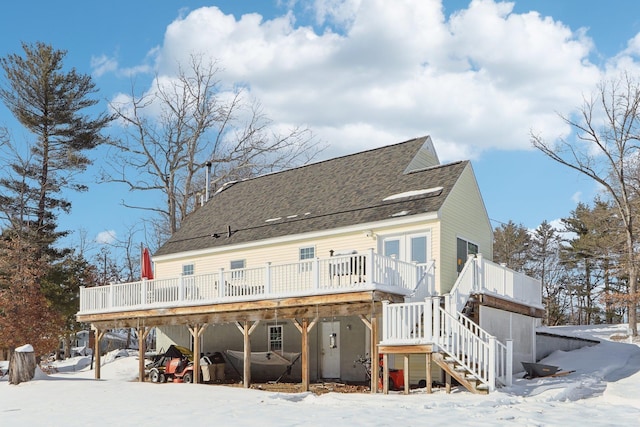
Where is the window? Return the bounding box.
[268,325,283,351]
[410,236,427,264]
[383,239,400,258]
[182,264,194,276]
[299,246,315,260]
[230,259,245,280]
[299,246,315,272]
[382,233,430,264]
[456,238,479,273]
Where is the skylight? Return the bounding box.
[383,186,443,201]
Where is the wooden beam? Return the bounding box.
[476,293,546,318]
[188,324,203,384]
[86,300,379,330]
[291,318,303,334]
[371,314,379,394]
[403,354,409,395]
[426,353,432,394]
[378,344,434,354]
[243,321,251,388]
[301,318,309,391]
[382,353,388,394]
[358,314,371,330]
[137,325,147,383]
[93,326,105,380]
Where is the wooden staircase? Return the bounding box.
[432,353,489,394]
[381,297,513,394]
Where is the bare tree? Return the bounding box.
[531,73,640,336]
[103,55,321,240]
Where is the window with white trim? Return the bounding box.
[268,325,283,351]
[230,259,245,280]
[381,231,430,264]
[299,246,315,272]
[182,264,194,276]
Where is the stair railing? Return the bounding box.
[381,297,512,391]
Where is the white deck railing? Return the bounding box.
[449,254,542,314]
[381,298,512,391]
[79,250,434,315]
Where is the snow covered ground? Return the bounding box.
[1,324,639,426]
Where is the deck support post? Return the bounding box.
[137,325,150,382]
[426,352,432,394]
[301,318,310,391]
[188,323,209,384]
[382,353,389,394]
[235,321,259,388]
[403,354,409,395]
[92,325,105,380]
[293,317,318,392]
[371,311,379,394]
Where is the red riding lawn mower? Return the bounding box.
[146,345,197,383]
[356,354,405,391]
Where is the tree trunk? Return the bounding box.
[9,350,36,385]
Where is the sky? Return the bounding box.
[2,0,640,258]
[1,324,639,425]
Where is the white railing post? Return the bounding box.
[488,336,496,392]
[313,258,320,291]
[178,275,184,301]
[79,286,85,312]
[265,262,272,295]
[393,254,399,286]
[476,253,484,293]
[382,300,389,342]
[506,339,513,386]
[443,294,452,340]
[424,297,433,341]
[109,283,114,309]
[218,268,225,298]
[432,297,441,345]
[367,249,374,284]
[141,279,147,306]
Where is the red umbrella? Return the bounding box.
[141,247,154,280]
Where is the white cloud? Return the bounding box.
[123,0,625,162]
[96,230,117,245]
[571,191,582,204]
[91,54,118,78]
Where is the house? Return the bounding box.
[77,136,543,394]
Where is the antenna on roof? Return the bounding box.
[205,161,212,202]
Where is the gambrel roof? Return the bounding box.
[155,136,469,256]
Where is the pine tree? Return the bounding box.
[492,220,531,272]
[0,42,112,256]
[529,221,569,325]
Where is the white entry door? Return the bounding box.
[321,321,340,379]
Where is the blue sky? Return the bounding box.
[2,0,640,257]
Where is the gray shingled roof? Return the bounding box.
[154,136,468,256]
